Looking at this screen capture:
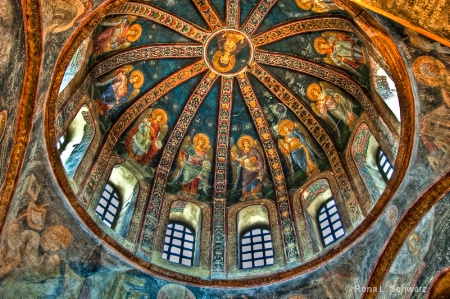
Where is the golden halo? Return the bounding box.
[40,225,72,251]
[193,133,210,148]
[237,135,255,150]
[412,56,445,87]
[127,24,142,42]
[313,36,328,55]
[152,108,168,125]
[278,119,294,136]
[306,83,321,101]
[296,0,312,10]
[130,70,144,88]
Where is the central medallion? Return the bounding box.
[204,29,253,77]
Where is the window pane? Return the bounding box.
[181,258,192,266]
[253,243,262,251]
[105,213,114,222]
[253,236,262,243]
[320,220,330,229]
[254,259,264,267]
[185,234,194,241]
[266,249,273,257]
[330,214,340,223]
[328,206,337,215]
[266,258,274,265]
[335,228,345,238]
[172,239,182,246]
[254,251,263,259]
[169,255,180,263]
[324,235,334,245]
[332,221,342,230]
[99,198,108,207]
[105,184,113,193]
[242,261,252,269]
[95,206,105,215]
[242,245,251,252]
[322,227,331,236]
[184,242,193,249]
[327,200,336,208]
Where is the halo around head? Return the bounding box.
[278,119,294,136]
[306,83,321,101]
[412,55,445,87]
[237,135,255,150]
[127,24,142,42]
[152,108,168,125]
[296,0,312,10]
[130,70,144,88]
[193,133,210,148]
[314,36,328,54]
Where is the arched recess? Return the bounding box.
[58,37,89,95]
[151,194,211,278]
[227,200,284,278]
[348,119,392,203]
[58,105,94,180]
[87,156,145,249]
[292,173,352,257]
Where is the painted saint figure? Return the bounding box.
[94,65,143,116]
[93,16,142,55]
[307,82,357,132]
[314,32,366,72]
[172,133,212,195]
[125,108,168,164]
[231,136,266,199]
[212,31,247,73]
[278,119,320,176]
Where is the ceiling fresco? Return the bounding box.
[48,0,407,285]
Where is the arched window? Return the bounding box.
[377,149,393,181]
[240,227,274,269]
[317,199,345,247]
[162,222,195,266]
[95,182,120,228]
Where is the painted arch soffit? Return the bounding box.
[44,0,415,287]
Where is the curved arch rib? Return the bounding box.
[192,0,224,31]
[252,17,354,47]
[139,71,218,257]
[110,2,210,43]
[248,63,363,225]
[211,77,233,277]
[237,73,300,265]
[241,0,279,36]
[79,60,208,207]
[91,44,204,78]
[254,50,382,132]
[226,0,240,28]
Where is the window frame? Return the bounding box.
[239,226,275,270]
[95,182,121,229]
[162,221,196,267]
[377,148,394,181]
[317,198,345,247]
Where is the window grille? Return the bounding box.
[95,183,120,228]
[377,149,394,181]
[318,199,345,247]
[240,227,274,269]
[162,222,195,266]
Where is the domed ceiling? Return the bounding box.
[51,0,404,286]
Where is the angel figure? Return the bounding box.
[125,108,168,165]
[278,119,321,177]
[94,65,143,116]
[296,0,339,13]
[307,82,357,133]
[93,16,142,55]
[230,135,266,200]
[314,32,366,73]
[171,133,212,195]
